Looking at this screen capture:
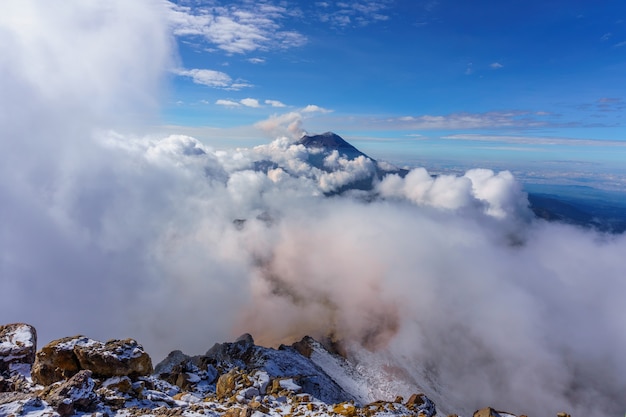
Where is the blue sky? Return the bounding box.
[162,0,626,187]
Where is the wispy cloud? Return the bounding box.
[442,133,626,147]
[216,99,241,107]
[490,62,503,69]
[215,98,287,108]
[265,99,286,107]
[165,1,307,54]
[315,1,391,27]
[175,68,252,90]
[248,57,266,64]
[383,111,552,130]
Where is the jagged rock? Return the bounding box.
[102,375,133,393]
[473,407,502,417]
[0,391,34,405]
[223,406,252,417]
[406,393,425,408]
[204,336,352,405]
[0,323,37,373]
[333,402,357,417]
[42,369,97,416]
[216,368,243,399]
[74,338,153,379]
[291,336,315,358]
[33,336,152,385]
[31,335,92,385]
[155,350,191,375]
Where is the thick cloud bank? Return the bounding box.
[1,3,625,417]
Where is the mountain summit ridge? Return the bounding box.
[297,132,370,161]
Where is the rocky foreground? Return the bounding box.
[1,323,569,417]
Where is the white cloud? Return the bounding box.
[490,62,503,69]
[265,99,286,107]
[240,98,261,108]
[443,133,626,147]
[175,68,251,90]
[316,1,392,27]
[175,68,229,87]
[165,1,307,54]
[248,57,266,64]
[301,104,333,113]
[383,111,551,130]
[3,5,626,417]
[255,111,305,139]
[254,105,333,139]
[216,99,241,107]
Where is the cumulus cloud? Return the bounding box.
[240,98,261,108]
[302,104,333,113]
[2,4,626,417]
[254,105,333,139]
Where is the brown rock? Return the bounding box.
[31,335,91,385]
[473,408,501,417]
[406,393,425,408]
[73,338,153,378]
[42,369,97,416]
[102,375,133,393]
[223,406,252,417]
[216,368,240,399]
[0,323,37,372]
[291,336,314,358]
[333,402,357,417]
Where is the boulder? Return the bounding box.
[473,407,502,417]
[216,368,241,399]
[0,323,37,373]
[333,402,357,417]
[33,336,152,385]
[406,393,425,408]
[31,335,92,385]
[74,338,153,378]
[42,369,97,416]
